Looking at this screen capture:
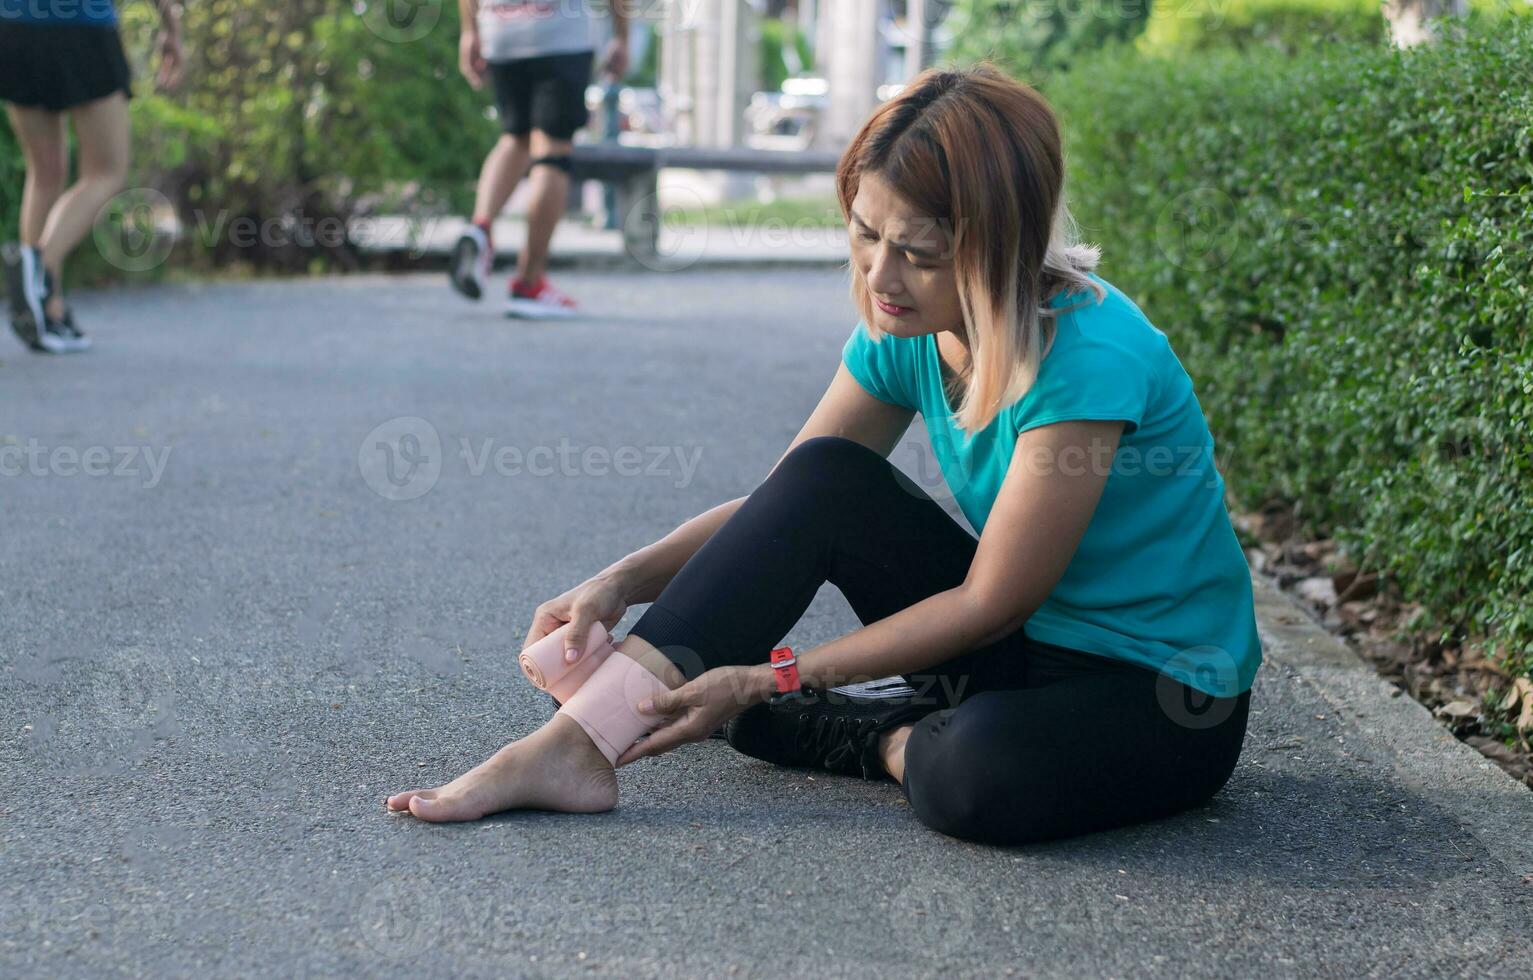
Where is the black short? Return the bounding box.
[488,50,592,140]
[0,21,133,112]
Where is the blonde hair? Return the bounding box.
[837,62,1105,434]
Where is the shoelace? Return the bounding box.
[794,712,881,771]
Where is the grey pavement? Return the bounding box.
[2,269,1530,978]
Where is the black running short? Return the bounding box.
[0,22,133,112]
[488,50,593,140]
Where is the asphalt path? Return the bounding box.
[2,270,1529,977]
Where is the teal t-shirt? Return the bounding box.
[840,273,1261,698]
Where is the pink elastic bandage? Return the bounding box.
[518,623,671,766]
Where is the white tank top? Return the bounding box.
[478,0,597,61]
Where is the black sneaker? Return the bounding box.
[726,685,933,780]
[50,307,91,353]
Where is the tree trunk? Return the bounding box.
[1382,0,1467,48]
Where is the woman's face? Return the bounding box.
[848,170,963,341]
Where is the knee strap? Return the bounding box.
[519,622,670,765]
[529,154,573,174]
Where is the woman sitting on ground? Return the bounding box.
[387,62,1263,846]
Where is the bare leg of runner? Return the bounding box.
[516,129,572,285]
[3,104,68,246]
[36,92,129,319]
[470,131,531,227]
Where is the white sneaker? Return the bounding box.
[18,243,47,333]
[449,225,492,300]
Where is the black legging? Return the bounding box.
[627,436,1251,846]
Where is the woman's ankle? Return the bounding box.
[879,724,914,782]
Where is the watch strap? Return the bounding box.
[769,646,801,696]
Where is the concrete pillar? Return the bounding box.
[816,0,880,151]
[904,0,933,79]
[660,0,759,148]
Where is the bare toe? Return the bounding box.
[385,789,425,812]
[407,790,483,823]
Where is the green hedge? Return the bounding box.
[1137,0,1387,55]
[0,117,20,248]
[1041,14,1533,684]
[949,0,1152,74]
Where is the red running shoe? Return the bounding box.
[505,274,578,320]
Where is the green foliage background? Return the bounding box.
[1,1,503,275]
[1034,12,1533,687]
[3,1,1529,700]
[948,0,1153,76]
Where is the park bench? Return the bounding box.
[569,143,843,262]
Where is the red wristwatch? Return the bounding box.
[769,646,803,699]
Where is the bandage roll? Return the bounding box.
[519,622,615,705]
[557,648,673,766]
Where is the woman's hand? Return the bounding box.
[614,665,771,767]
[155,26,185,92]
[523,571,631,670]
[459,31,487,90]
[598,36,629,84]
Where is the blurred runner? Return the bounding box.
[1,0,184,353]
[450,0,628,319]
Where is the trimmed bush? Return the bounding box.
[1137,0,1387,55]
[0,116,20,248]
[1039,15,1532,679]
[948,0,1153,74]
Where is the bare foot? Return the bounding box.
[385,714,618,823]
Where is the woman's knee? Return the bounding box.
[770,436,888,489]
[82,161,128,195]
[901,699,1042,844]
[26,149,68,193]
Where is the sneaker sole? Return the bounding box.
[505,298,579,320]
[33,327,82,354]
[449,235,484,300]
[9,311,41,351]
[2,244,41,350]
[17,244,47,335]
